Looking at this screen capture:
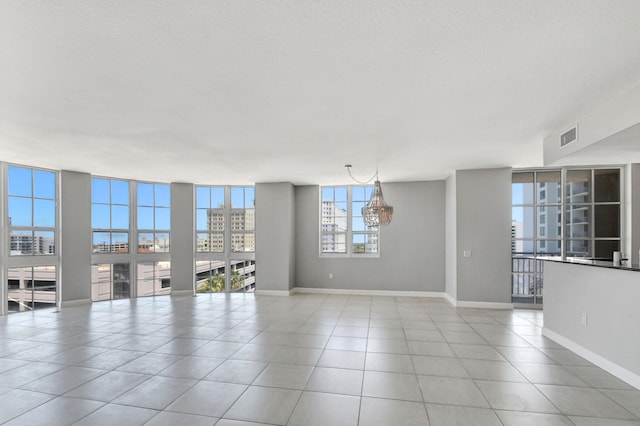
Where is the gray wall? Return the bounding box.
[544,261,640,387]
[295,181,446,291]
[255,182,296,292]
[445,174,457,300]
[60,170,91,303]
[170,182,194,293]
[455,168,512,303]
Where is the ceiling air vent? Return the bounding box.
[560,125,578,147]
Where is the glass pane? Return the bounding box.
[32,266,57,308]
[321,187,334,201]
[512,239,534,255]
[231,187,244,208]
[137,183,154,206]
[155,185,170,207]
[212,187,225,208]
[567,239,590,257]
[352,186,366,201]
[196,186,211,208]
[209,209,225,231]
[537,240,561,255]
[231,260,255,292]
[157,261,171,294]
[92,204,110,229]
[566,205,590,238]
[10,230,33,255]
[91,178,110,204]
[111,205,129,229]
[111,232,128,253]
[196,261,225,293]
[93,232,110,253]
[594,169,620,202]
[155,207,170,230]
[335,187,347,201]
[34,231,55,255]
[566,170,591,203]
[8,166,32,197]
[137,207,154,230]
[7,267,33,312]
[231,233,255,252]
[196,233,209,252]
[196,209,208,230]
[595,204,620,238]
[211,233,224,253]
[156,233,170,252]
[537,206,561,239]
[91,264,112,301]
[321,233,347,253]
[245,210,255,231]
[111,180,129,205]
[352,233,378,254]
[536,171,561,204]
[138,233,154,252]
[34,170,55,199]
[594,240,621,260]
[245,187,255,208]
[33,199,55,227]
[113,263,130,299]
[511,207,534,238]
[512,172,533,204]
[8,196,32,227]
[136,262,155,297]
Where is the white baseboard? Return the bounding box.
[443,293,512,310]
[543,327,640,390]
[443,292,457,306]
[170,290,195,297]
[255,289,293,296]
[60,299,91,308]
[291,287,446,298]
[455,300,514,310]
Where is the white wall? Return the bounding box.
[255,182,296,292]
[544,261,640,389]
[544,79,640,165]
[455,168,512,305]
[294,181,446,292]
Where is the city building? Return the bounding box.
[0,2,640,424]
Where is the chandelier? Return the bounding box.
[345,165,394,226]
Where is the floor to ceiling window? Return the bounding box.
[90,177,131,301]
[136,182,171,297]
[4,164,58,313]
[195,185,255,293]
[511,167,622,305]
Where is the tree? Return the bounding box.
[230,269,244,291]
[196,271,225,293]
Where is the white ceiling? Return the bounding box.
[1,1,640,185]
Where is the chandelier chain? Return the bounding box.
[345,164,378,184]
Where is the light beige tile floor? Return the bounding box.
[0,293,639,425]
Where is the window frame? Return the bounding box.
[512,166,624,260]
[319,185,380,258]
[91,177,131,254]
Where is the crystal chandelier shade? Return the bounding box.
[345,165,394,227]
[362,180,393,226]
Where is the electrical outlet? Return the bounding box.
[463,250,472,258]
[581,313,587,326]
[329,273,334,279]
